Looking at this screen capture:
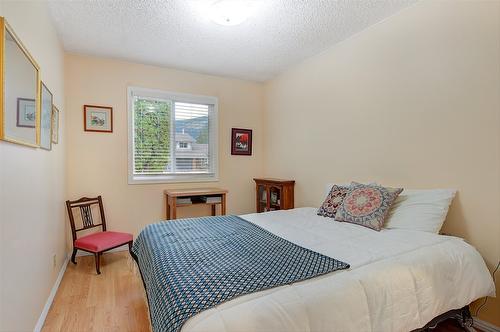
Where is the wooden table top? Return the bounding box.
[163,188,228,197]
[253,178,295,184]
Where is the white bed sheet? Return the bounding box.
[183,208,495,332]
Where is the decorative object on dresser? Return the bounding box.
[254,178,295,213]
[65,196,133,274]
[231,128,252,155]
[164,188,228,220]
[84,104,113,133]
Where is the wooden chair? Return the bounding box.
[66,196,133,274]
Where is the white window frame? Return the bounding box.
[127,86,219,184]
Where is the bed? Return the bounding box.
[133,207,495,332]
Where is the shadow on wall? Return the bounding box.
[441,192,467,237]
[442,192,500,320]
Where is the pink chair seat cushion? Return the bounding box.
[75,231,133,252]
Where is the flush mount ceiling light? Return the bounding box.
[207,0,256,26]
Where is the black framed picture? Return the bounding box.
[231,128,252,156]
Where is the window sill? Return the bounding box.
[128,174,219,185]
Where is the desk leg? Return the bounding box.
[221,194,226,215]
[166,195,170,220]
[211,204,216,216]
[171,200,177,220]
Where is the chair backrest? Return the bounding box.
[66,196,107,242]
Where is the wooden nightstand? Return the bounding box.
[253,178,295,213]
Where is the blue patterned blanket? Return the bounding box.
[132,215,349,332]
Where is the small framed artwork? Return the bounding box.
[84,105,113,133]
[231,128,252,156]
[52,106,60,144]
[40,82,53,150]
[16,98,36,128]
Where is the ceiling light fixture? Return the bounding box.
[207,0,256,26]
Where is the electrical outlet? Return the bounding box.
[52,254,57,268]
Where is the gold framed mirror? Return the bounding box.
[0,17,41,147]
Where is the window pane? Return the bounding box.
[128,87,217,183]
[133,97,171,174]
[174,102,209,173]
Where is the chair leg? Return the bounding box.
[71,248,77,264]
[94,252,101,275]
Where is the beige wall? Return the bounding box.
[264,0,500,325]
[2,0,498,329]
[65,54,264,238]
[0,1,66,331]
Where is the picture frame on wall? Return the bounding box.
[40,82,53,151]
[84,105,113,133]
[52,106,59,144]
[231,128,252,156]
[16,98,36,128]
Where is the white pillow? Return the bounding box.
[384,189,456,233]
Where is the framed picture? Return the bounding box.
[40,82,53,150]
[52,106,60,144]
[16,98,36,128]
[84,105,113,133]
[231,128,252,156]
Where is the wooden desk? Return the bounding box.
[164,188,228,220]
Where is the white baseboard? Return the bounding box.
[475,318,500,332]
[33,253,70,332]
[75,245,128,257]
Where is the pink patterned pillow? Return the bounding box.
[317,185,350,218]
[335,182,403,231]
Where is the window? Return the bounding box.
[128,87,218,183]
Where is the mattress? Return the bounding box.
[181,207,495,332]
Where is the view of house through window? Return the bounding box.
[173,102,210,172]
[129,88,217,183]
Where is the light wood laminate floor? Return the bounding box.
[42,251,474,332]
[42,252,150,332]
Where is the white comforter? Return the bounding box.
[183,208,495,332]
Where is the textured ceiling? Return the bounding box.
[48,0,418,82]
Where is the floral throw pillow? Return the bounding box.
[317,185,350,218]
[335,182,403,231]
